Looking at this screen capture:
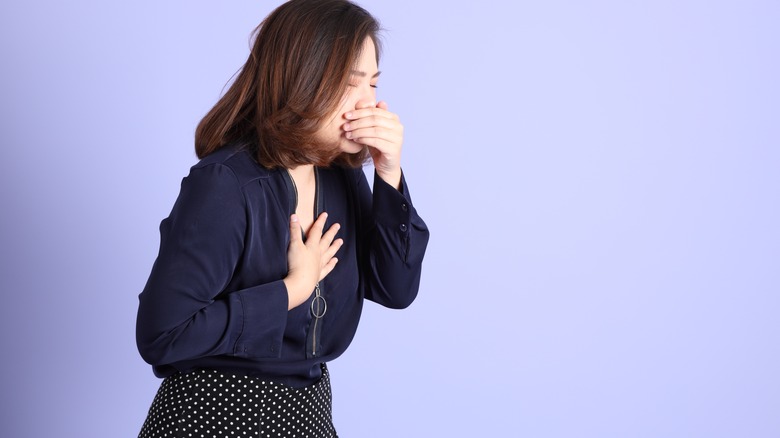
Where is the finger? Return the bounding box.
[343,115,397,131]
[322,238,344,259]
[349,129,403,150]
[320,223,341,247]
[376,101,389,110]
[352,136,399,151]
[345,107,397,121]
[307,212,328,244]
[346,126,402,142]
[319,257,339,281]
[345,107,398,121]
[289,214,302,243]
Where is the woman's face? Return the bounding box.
[318,36,379,154]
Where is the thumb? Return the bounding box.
[289,214,302,243]
[376,100,389,110]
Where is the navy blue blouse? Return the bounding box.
[136,145,429,387]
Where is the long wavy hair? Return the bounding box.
[194,0,381,168]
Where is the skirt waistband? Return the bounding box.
[138,363,337,438]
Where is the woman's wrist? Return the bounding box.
[283,276,313,310]
[375,168,402,191]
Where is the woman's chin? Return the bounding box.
[339,139,365,154]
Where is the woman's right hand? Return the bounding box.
[283,212,343,310]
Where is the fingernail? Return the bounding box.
[291,214,298,222]
[345,112,353,119]
[344,123,351,130]
[345,132,352,139]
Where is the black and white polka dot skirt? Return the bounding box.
[138,364,337,438]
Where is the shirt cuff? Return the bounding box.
[372,170,415,233]
[232,280,289,358]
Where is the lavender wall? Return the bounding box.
[1,1,778,436]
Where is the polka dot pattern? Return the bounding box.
[138,364,337,437]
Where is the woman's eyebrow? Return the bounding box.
[350,70,382,78]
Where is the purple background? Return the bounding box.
[1,1,779,436]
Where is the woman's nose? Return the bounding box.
[354,99,376,110]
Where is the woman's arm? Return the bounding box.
[344,100,430,308]
[136,163,289,366]
[351,168,430,309]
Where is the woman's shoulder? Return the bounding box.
[192,143,275,188]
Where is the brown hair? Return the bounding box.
[194,0,381,168]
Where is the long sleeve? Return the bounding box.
[352,168,430,309]
[136,162,289,368]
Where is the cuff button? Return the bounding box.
[399,223,408,232]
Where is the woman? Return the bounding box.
[135,1,429,437]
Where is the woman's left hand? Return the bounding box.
[344,101,403,189]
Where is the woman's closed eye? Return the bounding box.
[348,83,378,89]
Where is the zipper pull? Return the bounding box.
[310,282,327,318]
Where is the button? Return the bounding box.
[401,203,408,212]
[399,223,408,232]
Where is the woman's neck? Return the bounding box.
[286,164,317,233]
[287,164,315,185]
